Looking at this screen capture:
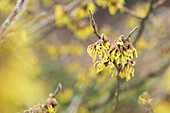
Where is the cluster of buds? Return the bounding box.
[24,95,58,113]
[87,10,138,81]
[24,83,62,113]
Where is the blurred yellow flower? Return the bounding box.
[75,25,93,40]
[138,92,153,105]
[72,2,96,19]
[55,5,70,26]
[153,101,170,113]
[95,0,125,15]
[58,88,73,103]
[46,105,56,113]
[46,45,58,59]
[76,106,89,113]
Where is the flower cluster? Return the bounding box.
[138,92,154,111]
[23,83,62,113]
[87,33,138,81]
[95,0,125,15]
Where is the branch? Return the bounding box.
[88,60,170,111]
[152,0,166,9]
[133,0,166,45]
[124,7,143,19]
[0,0,25,38]
[89,9,101,39]
[124,26,138,42]
[1,0,29,38]
[113,74,120,113]
[52,83,62,98]
[65,0,82,11]
[28,0,82,36]
[24,83,62,113]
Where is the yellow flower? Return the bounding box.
[87,44,97,62]
[72,2,96,19]
[114,39,123,46]
[75,25,93,40]
[138,92,153,105]
[76,106,89,113]
[94,61,105,73]
[58,88,73,103]
[119,64,134,81]
[96,0,125,15]
[87,29,137,81]
[127,47,138,59]
[55,5,70,26]
[95,0,107,8]
[46,45,58,59]
[46,105,56,113]
[87,38,108,63]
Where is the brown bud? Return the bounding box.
[120,35,125,41]
[96,39,104,45]
[46,98,52,107]
[102,35,110,43]
[51,98,58,106]
[109,44,115,50]
[36,107,43,113]
[123,45,127,51]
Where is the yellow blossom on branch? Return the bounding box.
[87,10,138,81]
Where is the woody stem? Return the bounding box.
[113,71,120,113]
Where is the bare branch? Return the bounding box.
[1,0,29,38]
[113,74,120,113]
[124,7,143,19]
[133,0,166,45]
[52,83,62,98]
[0,0,25,38]
[152,0,166,9]
[89,9,101,39]
[65,0,82,11]
[124,26,138,42]
[29,0,82,36]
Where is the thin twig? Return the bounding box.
[52,83,62,98]
[65,0,82,11]
[29,0,82,36]
[113,60,120,71]
[89,9,101,39]
[113,60,121,113]
[124,26,138,42]
[1,0,29,38]
[0,0,25,38]
[152,0,166,9]
[113,72,120,113]
[124,7,143,19]
[21,11,47,29]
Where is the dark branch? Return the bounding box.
[89,9,101,39]
[124,26,138,42]
[133,0,166,45]
[52,83,62,98]
[113,73,120,113]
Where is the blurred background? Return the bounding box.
[0,0,170,113]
